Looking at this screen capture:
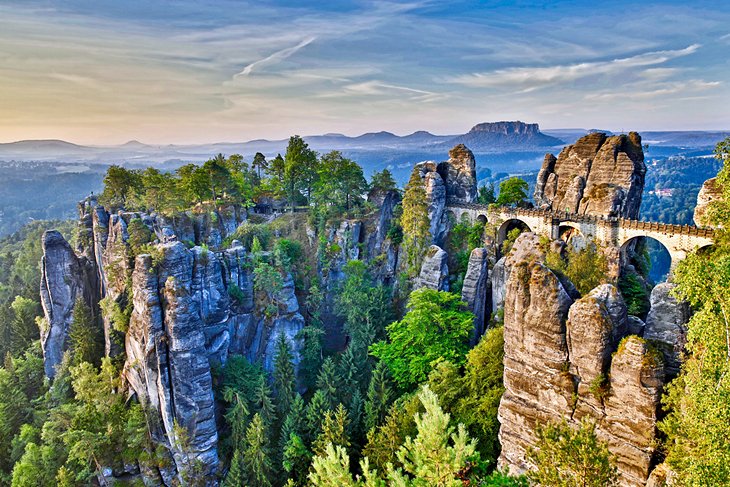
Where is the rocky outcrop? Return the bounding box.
[491,233,547,316]
[498,234,666,486]
[437,144,477,203]
[39,230,98,377]
[693,177,722,227]
[534,132,646,219]
[461,247,490,342]
[416,245,449,291]
[445,121,563,150]
[644,283,690,376]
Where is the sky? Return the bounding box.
[0,0,729,144]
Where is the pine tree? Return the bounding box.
[313,404,350,457]
[347,388,365,452]
[252,375,275,427]
[364,361,394,431]
[283,433,312,485]
[223,448,245,487]
[273,333,296,421]
[68,298,102,366]
[243,413,272,487]
[401,169,431,274]
[337,345,362,408]
[279,394,306,481]
[316,357,340,410]
[306,390,330,442]
[223,389,249,453]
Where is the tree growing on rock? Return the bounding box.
[401,170,431,275]
[496,177,528,207]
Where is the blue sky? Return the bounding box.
[0,0,728,144]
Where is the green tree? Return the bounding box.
[252,375,275,427]
[370,289,474,390]
[313,404,350,457]
[68,298,102,366]
[9,296,38,353]
[299,283,326,389]
[316,357,340,410]
[364,361,394,431]
[527,419,618,487]
[401,170,431,273]
[284,135,318,207]
[314,151,368,211]
[252,152,268,179]
[98,165,141,210]
[306,390,331,442]
[496,177,528,207]
[658,138,730,485]
[273,333,296,421]
[279,394,306,482]
[477,182,496,205]
[243,413,272,487]
[176,164,212,206]
[369,169,398,198]
[388,385,479,487]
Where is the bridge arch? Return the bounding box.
[498,218,532,254]
[558,223,587,250]
[620,235,672,283]
[476,214,488,226]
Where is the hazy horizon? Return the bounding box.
[2,0,729,145]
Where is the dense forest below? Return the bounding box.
[0,135,727,487]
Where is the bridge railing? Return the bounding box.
[446,198,715,239]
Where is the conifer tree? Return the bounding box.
[223,449,245,487]
[316,357,340,410]
[68,298,102,366]
[223,389,249,454]
[364,361,394,431]
[252,375,275,427]
[401,170,431,274]
[337,344,362,408]
[243,413,272,487]
[306,390,330,442]
[273,333,296,421]
[347,388,365,451]
[279,394,306,481]
[313,404,350,457]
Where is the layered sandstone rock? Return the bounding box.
[416,245,449,291]
[39,230,98,377]
[534,132,646,218]
[461,247,490,342]
[437,144,477,203]
[644,283,690,376]
[693,177,722,227]
[498,234,666,486]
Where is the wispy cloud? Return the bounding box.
[234,37,316,77]
[448,44,701,90]
[585,79,721,101]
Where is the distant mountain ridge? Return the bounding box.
[1,123,728,164]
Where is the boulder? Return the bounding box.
[534,132,645,219]
[416,245,449,291]
[693,177,722,227]
[644,282,690,376]
[436,144,477,203]
[461,247,490,342]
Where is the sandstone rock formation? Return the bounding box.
[416,245,449,291]
[437,144,477,203]
[39,230,98,377]
[534,132,646,219]
[445,121,563,150]
[644,282,690,376]
[411,144,479,245]
[498,233,666,486]
[693,177,722,227]
[461,247,490,342]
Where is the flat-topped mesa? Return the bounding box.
[470,121,541,136]
[534,132,646,219]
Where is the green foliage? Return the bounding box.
[618,273,650,317]
[253,261,284,316]
[227,283,245,305]
[243,413,273,487]
[496,177,528,207]
[527,418,618,487]
[364,361,394,432]
[274,238,303,271]
[98,165,142,210]
[477,182,496,205]
[370,289,474,390]
[428,326,505,468]
[500,227,522,255]
[284,135,319,207]
[312,404,350,457]
[401,170,431,275]
[545,242,609,296]
[316,357,341,411]
[658,141,730,486]
[369,169,398,197]
[313,151,368,213]
[68,298,103,366]
[273,334,296,422]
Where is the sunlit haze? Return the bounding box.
[1,0,729,144]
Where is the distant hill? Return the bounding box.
[443,121,563,150]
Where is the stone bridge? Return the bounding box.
[446,199,715,271]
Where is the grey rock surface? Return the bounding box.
[416,245,449,291]
[461,247,490,342]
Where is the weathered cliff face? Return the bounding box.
[461,247,490,342]
[498,233,668,486]
[644,283,690,377]
[416,245,449,291]
[534,132,646,219]
[437,144,477,203]
[693,177,722,227]
[39,230,98,377]
[411,144,479,246]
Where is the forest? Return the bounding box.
[0,135,727,487]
